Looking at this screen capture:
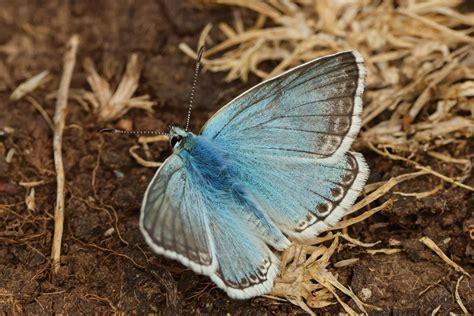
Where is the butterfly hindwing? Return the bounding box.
[201,51,365,162]
[226,150,369,240]
[207,199,281,299]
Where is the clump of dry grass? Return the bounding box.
[82,54,155,122]
[178,0,474,313]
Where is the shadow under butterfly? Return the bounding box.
[103,49,369,299]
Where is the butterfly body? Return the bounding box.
[170,126,290,250]
[140,51,369,299]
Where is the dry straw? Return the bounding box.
[179,0,474,314]
[51,35,80,275]
[82,54,155,122]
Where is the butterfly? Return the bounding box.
[139,51,369,299]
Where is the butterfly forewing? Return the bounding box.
[141,150,286,299]
[200,50,368,240]
[201,51,365,162]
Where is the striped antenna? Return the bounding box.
[185,46,205,131]
[98,128,169,136]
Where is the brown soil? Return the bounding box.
[0,1,472,315]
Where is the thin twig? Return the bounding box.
[72,235,145,269]
[51,35,80,275]
[26,96,54,131]
[431,305,441,316]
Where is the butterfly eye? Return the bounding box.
[170,135,183,147]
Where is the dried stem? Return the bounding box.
[419,236,470,277]
[51,35,80,275]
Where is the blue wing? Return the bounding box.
[140,155,217,275]
[226,150,369,240]
[201,51,365,162]
[207,200,281,299]
[140,150,289,299]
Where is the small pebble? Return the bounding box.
[360,288,372,300]
[114,170,125,179]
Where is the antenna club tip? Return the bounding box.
[98,128,124,134]
[197,45,205,60]
[98,128,114,133]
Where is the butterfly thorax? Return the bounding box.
[178,135,232,185]
[168,126,232,187]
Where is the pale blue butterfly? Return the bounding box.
[139,50,369,299]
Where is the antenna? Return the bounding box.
[98,45,204,138]
[185,46,204,131]
[98,128,169,137]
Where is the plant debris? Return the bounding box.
[82,54,156,122]
[10,70,50,101]
[419,236,470,277]
[51,34,80,275]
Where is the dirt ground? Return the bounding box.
[0,1,472,315]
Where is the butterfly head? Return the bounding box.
[169,125,193,151]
